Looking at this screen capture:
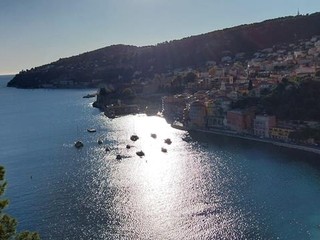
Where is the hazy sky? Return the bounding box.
[1,0,320,75]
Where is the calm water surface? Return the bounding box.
[0,75,320,239]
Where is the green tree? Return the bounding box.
[170,75,184,94]
[248,79,253,91]
[183,72,197,83]
[98,87,107,96]
[121,87,135,99]
[171,75,183,87]
[0,166,40,240]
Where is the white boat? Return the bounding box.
[182,135,192,142]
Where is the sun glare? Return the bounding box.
[127,114,180,194]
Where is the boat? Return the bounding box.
[151,133,157,139]
[87,128,96,133]
[161,147,167,153]
[182,135,192,143]
[105,147,111,152]
[98,139,103,144]
[130,135,139,141]
[136,150,145,157]
[105,112,116,119]
[74,141,84,148]
[83,93,97,98]
[164,138,172,145]
[171,120,185,130]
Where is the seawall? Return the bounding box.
[187,128,320,155]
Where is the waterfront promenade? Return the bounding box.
[171,123,320,155]
[196,128,320,155]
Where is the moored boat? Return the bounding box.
[83,93,97,98]
[87,128,96,133]
[130,135,139,141]
[74,141,84,148]
[182,135,192,142]
[136,150,145,157]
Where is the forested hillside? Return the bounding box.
[7,12,320,88]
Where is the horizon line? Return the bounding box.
[0,73,17,76]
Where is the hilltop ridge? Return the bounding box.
[7,12,320,88]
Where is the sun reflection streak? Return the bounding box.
[89,115,257,239]
[108,115,188,236]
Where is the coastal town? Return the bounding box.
[3,4,320,239]
[95,35,320,152]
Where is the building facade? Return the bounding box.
[269,127,294,142]
[188,100,207,129]
[253,115,276,137]
[227,109,255,133]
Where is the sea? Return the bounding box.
[0,75,320,240]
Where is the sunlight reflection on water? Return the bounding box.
[85,114,258,239]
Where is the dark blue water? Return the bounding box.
[1,75,320,239]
